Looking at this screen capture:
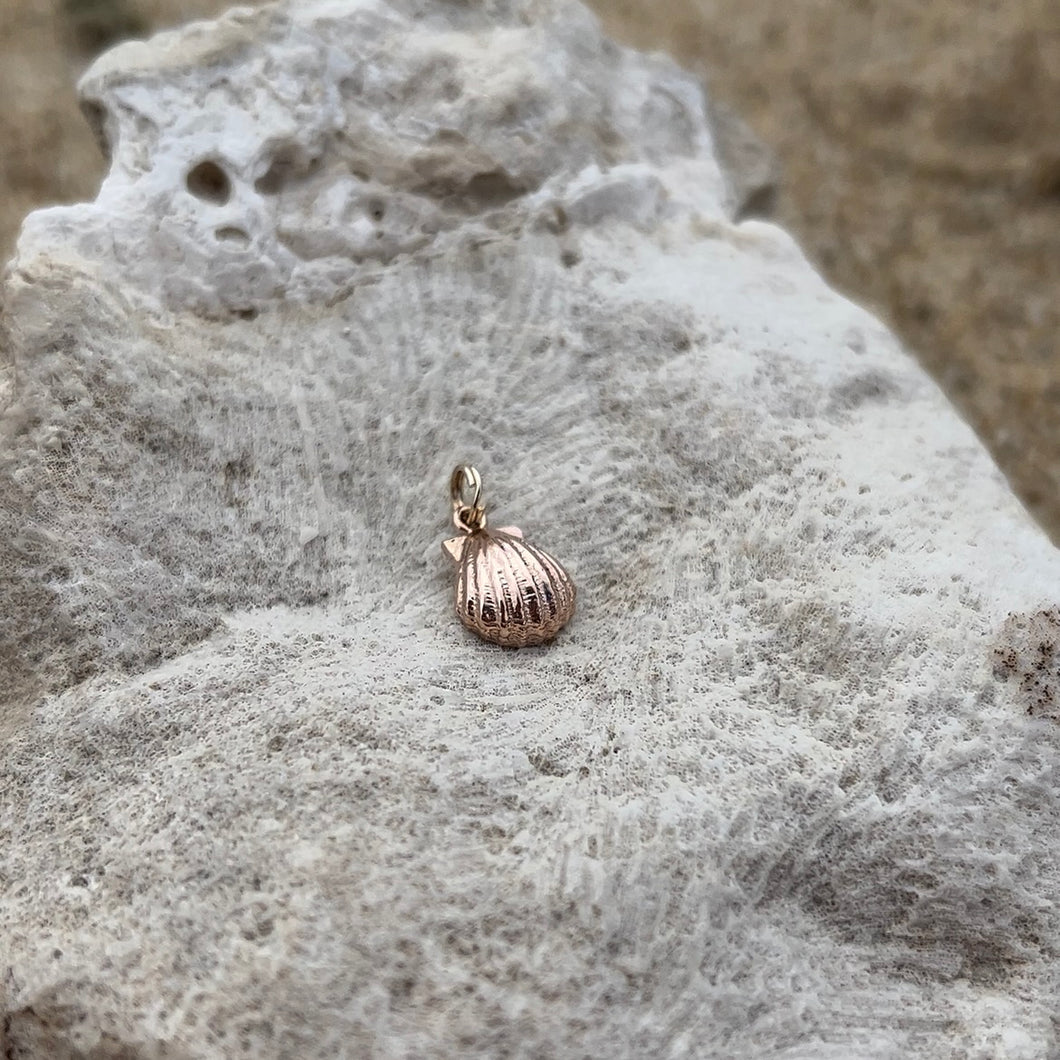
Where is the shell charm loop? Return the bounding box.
[442,465,576,647]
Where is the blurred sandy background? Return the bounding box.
[2,0,1059,539]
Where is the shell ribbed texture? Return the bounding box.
[455,529,576,647]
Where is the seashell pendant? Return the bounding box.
[442,465,576,647]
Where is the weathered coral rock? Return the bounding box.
[2,2,1059,1058]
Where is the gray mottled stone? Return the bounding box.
[2,1,1059,1057]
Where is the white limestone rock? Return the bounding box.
[21,0,713,317]
[2,1,1060,1057]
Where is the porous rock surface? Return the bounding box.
[2,1,1060,1057]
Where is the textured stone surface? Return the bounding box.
[2,1,1060,1057]
[8,0,1060,540]
[590,0,1060,542]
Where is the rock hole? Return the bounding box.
[464,169,524,207]
[215,226,250,246]
[431,129,466,146]
[549,204,570,234]
[256,159,290,196]
[366,198,386,222]
[234,307,259,321]
[338,73,364,99]
[186,160,231,204]
[256,145,320,196]
[411,163,530,210]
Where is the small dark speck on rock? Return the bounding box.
[994,608,1060,719]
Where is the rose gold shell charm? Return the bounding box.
[442,465,576,647]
